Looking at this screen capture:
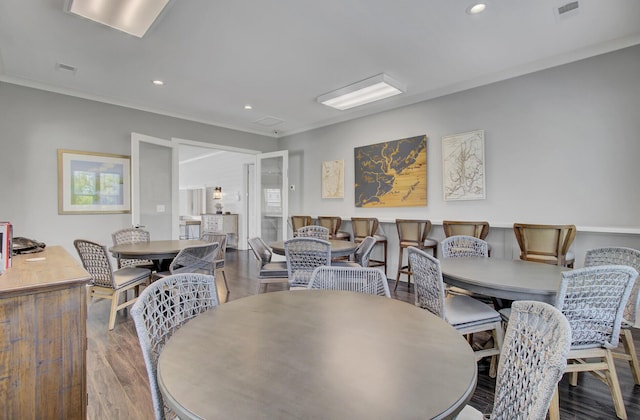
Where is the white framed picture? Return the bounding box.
[442,130,486,201]
[321,160,344,199]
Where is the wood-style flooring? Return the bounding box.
[87,249,640,419]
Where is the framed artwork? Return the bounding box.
[321,160,344,199]
[354,135,427,208]
[442,130,486,201]
[58,149,131,214]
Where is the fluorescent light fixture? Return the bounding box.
[65,0,172,38]
[317,73,406,110]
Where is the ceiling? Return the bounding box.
[1,1,639,138]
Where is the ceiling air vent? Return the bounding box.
[554,1,579,21]
[253,116,284,127]
[55,62,77,74]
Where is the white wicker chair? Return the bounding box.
[248,237,288,293]
[74,239,151,330]
[456,301,571,419]
[153,242,219,279]
[308,266,390,297]
[584,247,640,385]
[549,265,638,420]
[440,235,488,258]
[111,227,155,270]
[201,232,230,294]
[297,225,330,240]
[284,237,331,288]
[408,246,504,376]
[131,273,219,420]
[333,235,377,268]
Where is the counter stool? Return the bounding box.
[351,217,387,274]
[395,219,437,291]
[317,216,351,241]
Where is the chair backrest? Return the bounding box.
[291,215,313,235]
[513,223,576,266]
[74,239,116,288]
[351,217,379,242]
[297,225,330,240]
[111,227,152,268]
[201,232,227,266]
[555,265,637,349]
[440,235,488,258]
[491,301,571,419]
[284,237,332,287]
[169,243,219,275]
[248,237,273,267]
[396,219,431,247]
[353,235,377,266]
[442,220,489,240]
[407,246,446,319]
[584,247,640,325]
[308,266,390,297]
[131,273,219,420]
[317,216,342,239]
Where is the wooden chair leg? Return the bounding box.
[108,291,119,331]
[604,349,628,420]
[394,247,405,291]
[548,387,561,420]
[619,328,640,385]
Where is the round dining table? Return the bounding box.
[109,239,207,271]
[158,290,478,420]
[439,257,569,304]
[269,239,357,258]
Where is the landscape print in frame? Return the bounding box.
[354,135,427,208]
[442,129,486,201]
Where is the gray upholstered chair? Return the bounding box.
[584,247,640,385]
[308,266,390,297]
[153,242,219,279]
[549,265,638,420]
[111,227,155,270]
[456,301,571,419]
[290,215,313,237]
[74,239,151,330]
[248,236,289,293]
[131,273,219,420]
[317,216,351,240]
[297,225,330,240]
[395,219,437,291]
[442,220,491,256]
[351,217,388,274]
[284,237,331,288]
[513,223,576,267]
[408,246,503,376]
[334,235,377,268]
[201,232,230,294]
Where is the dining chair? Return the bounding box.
[201,232,230,294]
[74,239,151,330]
[351,217,388,274]
[111,227,155,270]
[333,235,377,268]
[408,246,503,376]
[248,236,289,293]
[549,265,637,420]
[584,247,640,385]
[317,216,351,240]
[297,225,330,240]
[513,223,576,267]
[131,273,219,420]
[456,301,571,420]
[308,266,391,297]
[284,237,331,288]
[153,242,219,279]
[395,219,437,291]
[290,215,313,237]
[442,220,491,256]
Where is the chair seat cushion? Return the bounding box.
[113,267,150,289]
[445,294,501,327]
[373,234,387,242]
[424,238,438,247]
[334,231,351,240]
[332,261,361,268]
[259,261,288,278]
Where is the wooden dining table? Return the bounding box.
[157,290,478,419]
[439,257,569,304]
[109,239,207,271]
[269,239,358,258]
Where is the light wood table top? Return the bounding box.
[158,290,477,419]
[109,239,207,260]
[269,239,357,258]
[440,257,569,304]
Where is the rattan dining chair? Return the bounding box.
[584,247,640,385]
[395,219,437,291]
[317,216,351,240]
[513,223,576,267]
[201,232,230,294]
[440,235,494,304]
[74,239,151,330]
[248,237,289,293]
[456,301,571,420]
[334,235,377,268]
[442,220,491,256]
[153,242,219,279]
[549,265,638,420]
[111,227,155,270]
[308,266,391,297]
[408,246,503,376]
[131,273,219,420]
[284,237,331,288]
[297,225,330,240]
[290,215,313,237]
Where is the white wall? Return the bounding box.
[0,83,279,257]
[279,45,640,280]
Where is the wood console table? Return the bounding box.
[0,246,91,419]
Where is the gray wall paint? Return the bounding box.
[0,83,278,256]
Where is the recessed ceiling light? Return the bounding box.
[244,105,253,110]
[152,80,164,86]
[467,3,487,14]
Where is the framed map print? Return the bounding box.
[354,135,427,208]
[321,160,344,199]
[442,130,486,201]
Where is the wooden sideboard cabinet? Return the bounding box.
[201,214,239,248]
[0,246,91,419]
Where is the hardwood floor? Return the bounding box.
[87,249,640,419]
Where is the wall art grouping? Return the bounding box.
[441,129,486,201]
[354,135,427,208]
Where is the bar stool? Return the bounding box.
[317,216,351,241]
[395,219,437,291]
[290,215,313,237]
[351,217,387,274]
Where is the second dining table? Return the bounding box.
[109,239,208,271]
[269,238,358,258]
